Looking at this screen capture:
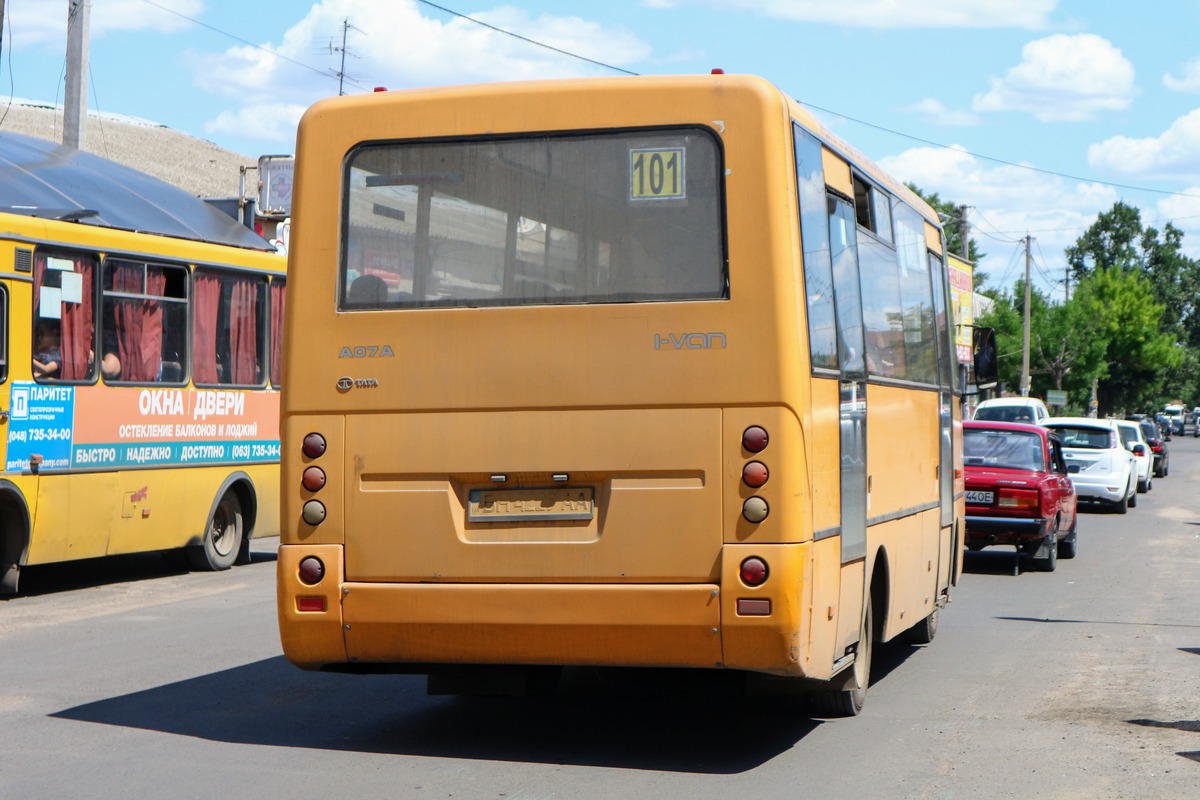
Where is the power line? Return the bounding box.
[415,0,638,76]
[137,0,369,92]
[800,100,1200,202]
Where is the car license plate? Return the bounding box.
[468,487,595,522]
[965,490,993,504]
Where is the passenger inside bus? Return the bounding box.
[32,320,62,379]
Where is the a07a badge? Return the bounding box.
[339,345,395,358]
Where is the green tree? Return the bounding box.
[1072,267,1181,415]
[1063,200,1200,408]
[906,184,988,287]
[1064,200,1143,283]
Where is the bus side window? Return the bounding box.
[103,259,188,383]
[0,284,8,383]
[194,268,267,386]
[33,250,97,382]
[269,280,285,389]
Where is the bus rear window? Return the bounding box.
[340,128,726,310]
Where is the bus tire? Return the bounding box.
[902,604,938,645]
[188,491,244,571]
[811,598,872,717]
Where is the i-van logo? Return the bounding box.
[653,332,727,350]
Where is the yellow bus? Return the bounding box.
[278,74,963,715]
[0,132,285,593]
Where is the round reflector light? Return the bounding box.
[302,466,327,492]
[742,461,769,488]
[742,496,769,523]
[740,556,768,586]
[742,426,769,453]
[302,500,327,526]
[302,433,327,459]
[298,556,325,585]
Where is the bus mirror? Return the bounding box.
[973,327,997,383]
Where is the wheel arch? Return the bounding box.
[206,471,259,565]
[868,545,890,643]
[0,480,33,594]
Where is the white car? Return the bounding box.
[973,397,1051,425]
[1115,419,1152,493]
[1043,417,1137,513]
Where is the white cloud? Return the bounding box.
[1156,189,1200,259]
[1088,108,1200,182]
[8,0,203,47]
[204,102,308,147]
[902,98,981,126]
[1164,57,1200,93]
[880,144,1119,290]
[643,0,1056,28]
[187,0,649,137]
[972,34,1137,122]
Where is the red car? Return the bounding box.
[963,421,1078,572]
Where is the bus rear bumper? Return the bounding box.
[339,582,725,668]
[278,544,808,676]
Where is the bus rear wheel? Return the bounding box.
[811,598,872,717]
[188,491,244,571]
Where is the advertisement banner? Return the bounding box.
[5,382,280,472]
[948,255,975,364]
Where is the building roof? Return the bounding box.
[0,130,272,251]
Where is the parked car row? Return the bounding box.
[964,398,1168,574]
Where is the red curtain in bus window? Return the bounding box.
[34,255,94,380]
[270,283,285,386]
[229,278,260,384]
[193,272,221,384]
[112,265,165,381]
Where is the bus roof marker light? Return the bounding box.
[302,433,327,459]
[742,426,768,453]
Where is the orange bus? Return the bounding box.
[0,132,285,593]
[278,74,963,715]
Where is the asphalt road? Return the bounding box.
[2,437,1199,799]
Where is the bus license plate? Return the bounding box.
[965,490,993,505]
[468,487,595,522]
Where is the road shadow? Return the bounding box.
[1128,719,1200,764]
[52,656,829,773]
[5,539,278,599]
[962,549,1026,576]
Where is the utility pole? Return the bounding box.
[1020,234,1032,397]
[64,0,90,149]
[958,204,970,259]
[1064,264,1071,302]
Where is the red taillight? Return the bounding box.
[298,556,325,585]
[739,556,769,586]
[302,433,327,459]
[296,597,327,612]
[1151,442,1163,453]
[302,466,326,492]
[742,461,769,488]
[742,426,768,453]
[998,488,1039,509]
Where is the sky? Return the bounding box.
[4,0,1200,299]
